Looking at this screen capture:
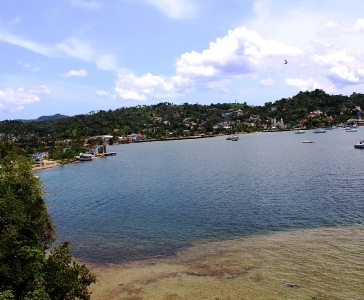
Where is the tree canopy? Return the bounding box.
[1,89,364,154]
[0,140,96,299]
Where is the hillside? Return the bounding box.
[1,89,364,153]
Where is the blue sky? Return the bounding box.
[1,0,364,120]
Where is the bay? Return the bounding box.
[37,129,364,262]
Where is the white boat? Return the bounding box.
[232,136,239,141]
[354,140,364,148]
[226,136,232,140]
[75,153,93,161]
[346,128,357,132]
[294,130,305,134]
[303,140,314,143]
[313,128,326,133]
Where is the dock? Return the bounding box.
[104,152,116,156]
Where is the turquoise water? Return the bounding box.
[38,130,364,262]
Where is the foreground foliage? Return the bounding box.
[0,140,96,299]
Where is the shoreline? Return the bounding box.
[86,225,364,300]
[32,130,295,172]
[31,134,228,172]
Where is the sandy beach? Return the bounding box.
[31,154,106,171]
[86,226,364,300]
[32,159,60,171]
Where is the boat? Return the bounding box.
[294,130,305,134]
[232,136,239,141]
[346,128,357,132]
[75,153,93,161]
[313,128,326,133]
[226,136,232,140]
[33,157,43,164]
[303,140,314,143]
[354,140,364,148]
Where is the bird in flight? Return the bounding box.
[284,59,288,64]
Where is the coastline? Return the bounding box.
[86,225,364,300]
[32,130,288,172]
[31,153,108,171]
[31,134,225,171]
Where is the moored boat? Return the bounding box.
[295,129,305,134]
[75,153,93,161]
[354,140,364,148]
[313,128,326,133]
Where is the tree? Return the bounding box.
[0,140,96,299]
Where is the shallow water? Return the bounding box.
[38,129,364,262]
[89,226,364,300]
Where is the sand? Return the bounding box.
[85,225,364,300]
[32,159,60,171]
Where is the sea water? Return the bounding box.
[37,129,364,262]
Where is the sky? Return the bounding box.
[1,0,364,120]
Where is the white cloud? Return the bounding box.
[56,38,94,61]
[111,27,306,101]
[56,38,123,72]
[285,78,319,91]
[355,18,364,32]
[145,0,197,19]
[312,47,364,84]
[176,27,303,79]
[115,73,180,100]
[0,30,52,56]
[60,69,88,77]
[318,18,364,36]
[260,78,275,86]
[0,85,51,112]
[96,54,119,72]
[95,90,108,96]
[68,0,102,10]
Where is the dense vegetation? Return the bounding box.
[0,140,96,299]
[1,89,364,154]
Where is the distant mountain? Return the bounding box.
[36,113,69,122]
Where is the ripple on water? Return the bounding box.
[38,131,364,262]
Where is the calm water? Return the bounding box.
[38,130,364,262]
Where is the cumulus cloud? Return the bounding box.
[113,27,305,101]
[285,78,320,91]
[355,18,364,32]
[60,69,88,77]
[312,47,364,85]
[319,18,364,35]
[115,73,180,101]
[0,85,51,112]
[175,27,303,78]
[145,0,197,19]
